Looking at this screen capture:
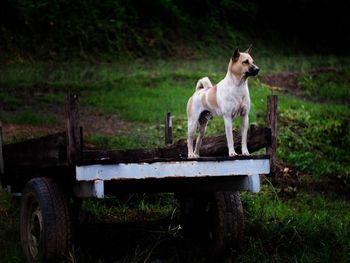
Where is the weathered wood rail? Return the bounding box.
[82,126,271,164]
[0,93,277,191]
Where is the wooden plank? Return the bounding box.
[267,95,278,173]
[164,125,271,159]
[0,125,4,174]
[82,126,271,164]
[80,126,84,153]
[1,132,68,191]
[165,112,173,145]
[76,158,270,181]
[3,132,67,168]
[65,93,81,165]
[83,148,163,164]
[104,175,251,194]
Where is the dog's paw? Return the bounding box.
[229,150,237,157]
[242,149,250,155]
[188,153,199,158]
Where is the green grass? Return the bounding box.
[81,193,176,223]
[1,54,349,88]
[255,54,350,73]
[1,54,349,124]
[275,94,350,182]
[88,125,165,149]
[0,190,25,262]
[0,111,57,126]
[1,185,349,262]
[240,184,350,262]
[0,93,22,111]
[299,69,350,101]
[84,75,193,123]
[1,56,350,262]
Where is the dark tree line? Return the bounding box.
[0,0,349,57]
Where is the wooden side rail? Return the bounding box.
[1,94,277,171]
[0,126,4,175]
[267,95,278,173]
[65,93,82,165]
[82,126,271,164]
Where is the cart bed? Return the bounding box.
[74,155,270,198]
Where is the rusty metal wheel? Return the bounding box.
[20,177,73,262]
[178,191,244,254]
[26,200,43,259]
[209,191,245,253]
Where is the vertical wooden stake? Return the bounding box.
[165,112,173,145]
[0,125,4,174]
[80,126,84,153]
[267,95,278,174]
[65,93,81,165]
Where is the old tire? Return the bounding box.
[210,191,245,253]
[20,177,73,262]
[178,191,244,254]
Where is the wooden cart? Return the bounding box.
[0,94,277,262]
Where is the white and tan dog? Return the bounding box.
[187,47,259,158]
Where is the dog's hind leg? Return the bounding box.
[194,111,210,156]
[187,117,199,158]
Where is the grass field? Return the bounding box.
[0,55,349,262]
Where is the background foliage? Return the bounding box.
[1,0,349,58]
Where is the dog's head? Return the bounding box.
[230,47,259,78]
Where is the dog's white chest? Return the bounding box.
[218,83,250,118]
[232,99,248,117]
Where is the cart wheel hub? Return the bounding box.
[28,204,42,258]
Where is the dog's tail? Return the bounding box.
[195,77,213,91]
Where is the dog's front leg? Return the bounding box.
[241,114,250,155]
[224,115,237,156]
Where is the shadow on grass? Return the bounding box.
[74,220,230,263]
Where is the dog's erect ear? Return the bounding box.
[232,48,240,61]
[244,44,252,53]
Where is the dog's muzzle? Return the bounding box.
[246,65,260,77]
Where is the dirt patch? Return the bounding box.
[1,82,139,141]
[1,123,61,141]
[269,160,301,199]
[260,72,301,91]
[270,161,350,200]
[79,108,136,136]
[260,67,342,93]
[1,105,137,143]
